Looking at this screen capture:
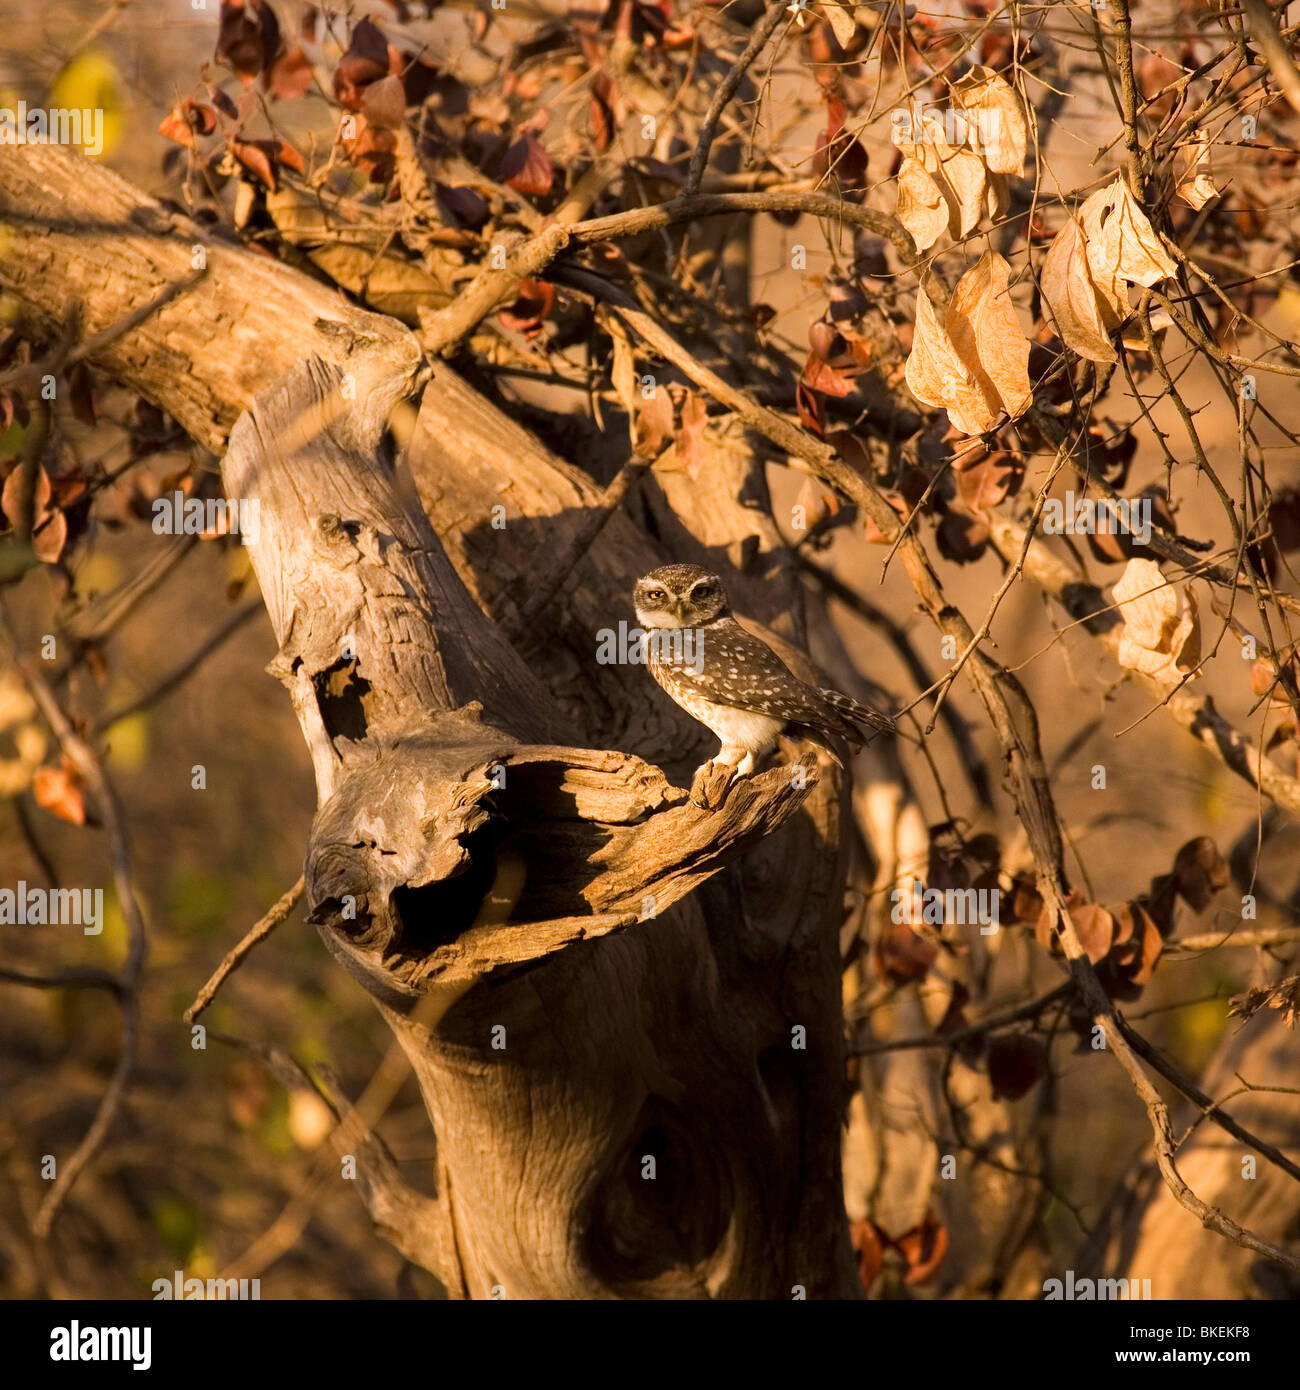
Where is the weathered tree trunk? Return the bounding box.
[0,145,863,1298]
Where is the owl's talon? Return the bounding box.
[690,759,737,810]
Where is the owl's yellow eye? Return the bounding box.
[646,588,666,602]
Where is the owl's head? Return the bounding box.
[634,564,730,628]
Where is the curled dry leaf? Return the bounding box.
[905,285,996,435]
[1041,176,1177,362]
[632,387,674,459]
[1081,176,1177,292]
[1040,218,1117,363]
[894,119,987,242]
[1171,836,1229,912]
[905,253,1031,435]
[1111,557,1200,687]
[948,65,1027,176]
[896,1209,948,1286]
[821,0,858,48]
[675,391,710,481]
[946,250,1032,420]
[849,1219,886,1291]
[938,142,987,239]
[1176,130,1219,210]
[895,155,949,252]
[875,921,938,984]
[501,132,553,196]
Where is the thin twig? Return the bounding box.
[184,875,306,1024]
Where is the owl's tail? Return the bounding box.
[817,688,897,743]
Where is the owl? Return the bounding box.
[633,563,895,776]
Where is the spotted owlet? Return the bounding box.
[633,563,895,776]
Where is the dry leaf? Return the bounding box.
[1176,131,1219,211]
[1112,557,1200,686]
[1040,217,1118,363]
[609,319,637,421]
[675,391,710,480]
[32,762,86,826]
[821,0,857,47]
[985,170,1009,220]
[895,155,949,252]
[904,286,998,435]
[946,250,1031,420]
[937,142,987,239]
[949,65,1027,176]
[1081,175,1177,291]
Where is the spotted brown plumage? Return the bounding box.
[633,563,895,775]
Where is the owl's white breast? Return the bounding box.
[657,673,785,753]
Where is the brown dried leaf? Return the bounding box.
[945,250,1031,421]
[904,285,997,436]
[949,65,1026,176]
[895,156,949,253]
[876,921,938,984]
[501,133,553,196]
[1071,901,1115,963]
[1230,974,1300,1029]
[1176,130,1219,211]
[987,1034,1046,1101]
[896,1209,948,1286]
[676,391,709,481]
[1040,218,1117,363]
[1172,836,1229,912]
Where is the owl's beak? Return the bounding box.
[672,601,686,624]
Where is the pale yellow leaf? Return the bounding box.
[822,0,857,48]
[985,171,1009,221]
[1112,558,1200,686]
[937,144,987,239]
